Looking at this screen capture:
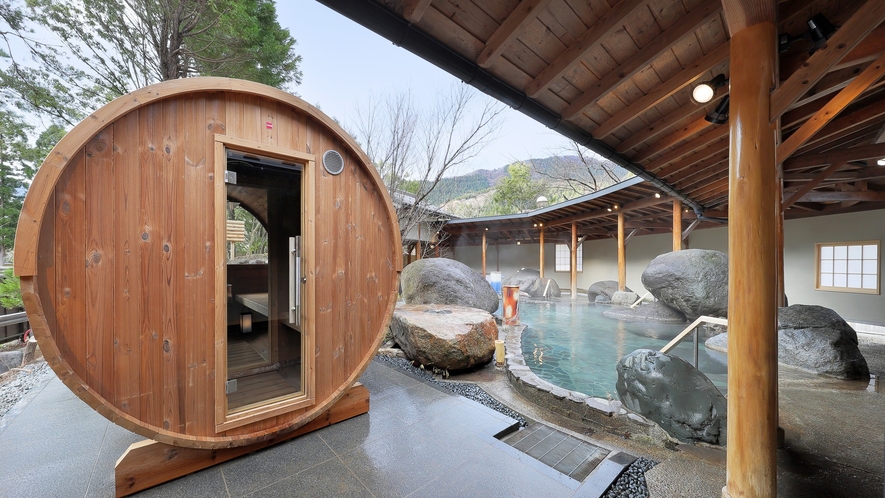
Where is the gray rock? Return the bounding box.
[588,280,629,304]
[641,249,728,319]
[390,304,498,371]
[704,305,868,380]
[0,350,23,374]
[704,333,728,353]
[611,291,639,307]
[503,268,561,298]
[779,305,868,379]
[604,302,687,324]
[401,258,499,313]
[617,349,727,445]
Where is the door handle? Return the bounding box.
[289,236,301,326]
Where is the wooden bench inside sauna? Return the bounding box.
[14,78,402,495]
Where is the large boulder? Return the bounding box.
[603,301,687,324]
[0,350,23,374]
[704,305,869,380]
[617,349,727,445]
[611,291,639,307]
[641,249,728,319]
[390,304,498,371]
[587,280,630,304]
[401,258,498,313]
[779,305,869,379]
[503,268,561,298]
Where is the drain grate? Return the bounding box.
[499,423,610,481]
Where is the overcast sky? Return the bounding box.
[282,1,575,174]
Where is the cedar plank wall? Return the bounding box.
[35,90,398,441]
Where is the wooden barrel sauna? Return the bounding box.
[14,78,402,449]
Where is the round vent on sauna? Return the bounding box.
[323,150,344,175]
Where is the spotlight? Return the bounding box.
[691,74,728,104]
[705,95,730,124]
[654,192,661,198]
[517,241,521,245]
[607,207,613,212]
[807,13,836,54]
[539,223,543,227]
[485,227,489,231]
[878,158,885,166]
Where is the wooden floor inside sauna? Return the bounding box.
[227,328,302,411]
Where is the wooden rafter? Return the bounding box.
[781,23,885,77]
[633,117,715,164]
[795,110,885,157]
[785,167,885,183]
[560,0,722,120]
[525,0,651,98]
[682,218,702,239]
[664,148,730,184]
[544,195,670,228]
[477,0,554,68]
[798,190,885,202]
[783,142,885,170]
[403,0,433,23]
[592,42,730,138]
[782,162,847,210]
[789,62,874,111]
[777,52,885,164]
[770,0,885,121]
[645,126,729,173]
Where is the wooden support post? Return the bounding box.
[672,199,682,251]
[723,18,779,498]
[416,224,421,260]
[570,221,577,299]
[115,384,370,497]
[539,227,545,279]
[481,231,487,278]
[617,212,626,291]
[776,166,785,308]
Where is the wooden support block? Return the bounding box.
[115,383,369,497]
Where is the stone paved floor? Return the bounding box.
[0,360,595,498]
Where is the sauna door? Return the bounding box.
[224,150,305,414]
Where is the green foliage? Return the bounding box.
[0,268,22,309]
[0,0,301,125]
[0,107,44,261]
[233,206,268,257]
[488,162,549,215]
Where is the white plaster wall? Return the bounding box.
[450,208,885,324]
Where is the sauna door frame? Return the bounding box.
[213,135,317,432]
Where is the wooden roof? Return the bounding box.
[319,0,885,246]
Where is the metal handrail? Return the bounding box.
[0,311,28,328]
[660,315,728,368]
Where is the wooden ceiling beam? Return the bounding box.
[403,0,433,23]
[784,167,885,183]
[783,142,885,171]
[663,148,730,184]
[592,42,730,138]
[525,0,651,98]
[781,162,848,210]
[781,23,885,78]
[770,0,885,121]
[616,89,724,153]
[795,117,885,158]
[633,117,714,164]
[477,0,555,68]
[788,62,873,112]
[544,195,671,228]
[777,52,885,164]
[560,0,722,120]
[645,126,729,173]
[798,190,885,202]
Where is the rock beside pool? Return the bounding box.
[503,268,561,298]
[611,291,639,307]
[704,333,727,353]
[390,304,497,372]
[401,258,499,313]
[778,305,868,379]
[0,350,23,374]
[616,349,727,445]
[641,249,728,320]
[604,302,687,324]
[703,305,868,380]
[588,280,630,304]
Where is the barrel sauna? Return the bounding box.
[14,78,401,449]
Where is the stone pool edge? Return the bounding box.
[502,323,675,447]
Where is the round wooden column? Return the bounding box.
[481,231,487,278]
[539,227,545,279]
[724,20,779,498]
[672,199,682,251]
[570,221,577,299]
[617,212,626,291]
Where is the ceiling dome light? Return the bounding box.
[691,74,728,104]
[878,158,885,166]
[654,192,661,198]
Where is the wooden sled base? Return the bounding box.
[115,384,370,497]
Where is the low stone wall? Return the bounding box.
[502,323,675,447]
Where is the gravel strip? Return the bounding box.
[0,360,52,419]
[602,457,658,498]
[373,355,527,426]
